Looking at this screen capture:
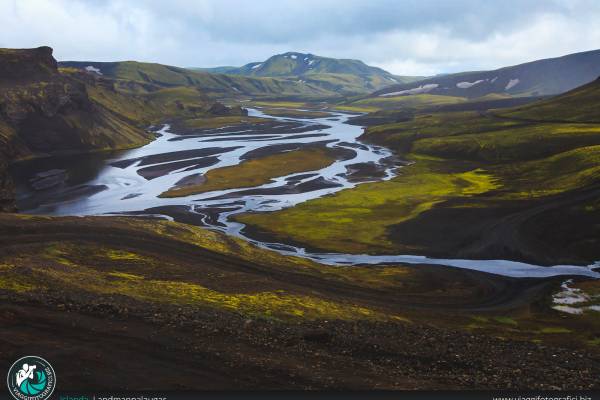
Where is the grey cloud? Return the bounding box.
[1,0,599,75]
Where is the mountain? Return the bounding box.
[60,60,340,99]
[200,52,423,94]
[191,66,238,74]
[500,76,600,123]
[0,47,233,211]
[373,49,600,99]
[220,52,393,77]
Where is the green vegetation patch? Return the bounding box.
[413,123,600,163]
[0,263,36,292]
[499,79,600,123]
[497,145,600,198]
[236,159,500,254]
[160,147,339,198]
[250,100,313,108]
[494,316,518,326]
[179,116,268,129]
[260,108,332,118]
[540,327,572,334]
[31,252,385,321]
[237,88,600,258]
[345,94,467,111]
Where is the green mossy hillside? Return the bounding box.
[197,52,424,95]
[0,46,241,211]
[60,60,340,99]
[160,147,339,198]
[236,82,600,264]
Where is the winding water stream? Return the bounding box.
[13,108,600,279]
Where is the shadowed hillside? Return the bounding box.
[373,49,600,99]
[0,47,147,210]
[500,76,600,123]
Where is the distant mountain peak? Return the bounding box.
[194,52,423,94]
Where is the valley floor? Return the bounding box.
[236,103,600,266]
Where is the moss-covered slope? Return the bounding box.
[60,60,339,99]
[197,52,423,95]
[237,80,600,265]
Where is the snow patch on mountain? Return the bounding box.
[456,80,484,89]
[505,78,520,90]
[85,65,102,75]
[380,83,439,96]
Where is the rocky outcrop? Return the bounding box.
[0,47,154,211]
[0,46,57,85]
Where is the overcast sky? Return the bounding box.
[1,0,599,76]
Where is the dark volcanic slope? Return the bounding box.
[374,48,600,98]
[368,79,600,264]
[1,214,598,390]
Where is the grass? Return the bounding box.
[160,147,339,198]
[2,214,599,348]
[0,263,37,292]
[236,159,500,254]
[412,123,600,163]
[498,78,600,123]
[23,241,387,321]
[344,94,467,111]
[332,104,379,113]
[1,75,155,163]
[497,145,600,198]
[63,60,339,99]
[494,316,518,326]
[105,249,150,262]
[250,100,313,108]
[0,216,420,322]
[540,327,572,334]
[34,260,382,321]
[260,108,332,118]
[85,80,217,126]
[300,72,399,95]
[237,81,600,258]
[178,116,268,129]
